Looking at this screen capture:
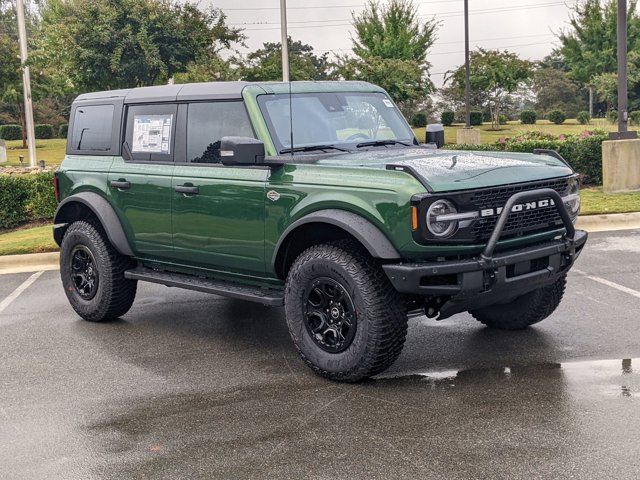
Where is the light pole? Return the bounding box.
[280,0,290,82]
[15,0,36,167]
[617,0,628,134]
[464,0,471,129]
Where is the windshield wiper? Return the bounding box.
[279,144,351,154]
[355,139,413,148]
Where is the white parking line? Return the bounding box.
[573,269,640,300]
[0,271,45,315]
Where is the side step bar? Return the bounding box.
[124,267,284,306]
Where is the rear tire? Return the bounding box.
[60,220,137,322]
[470,275,566,330]
[284,240,408,382]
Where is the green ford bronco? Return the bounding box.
[54,81,587,381]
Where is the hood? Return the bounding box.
[313,147,574,192]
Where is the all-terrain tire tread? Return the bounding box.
[470,275,566,330]
[61,221,137,322]
[285,240,407,382]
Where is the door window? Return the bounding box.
[125,104,177,162]
[186,101,254,164]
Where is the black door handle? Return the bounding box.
[175,184,199,195]
[110,180,131,190]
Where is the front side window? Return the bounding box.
[71,104,114,152]
[186,101,254,164]
[257,92,415,153]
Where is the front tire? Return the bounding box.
[284,240,408,382]
[470,275,567,330]
[60,220,137,322]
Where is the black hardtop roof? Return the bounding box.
[72,81,383,105]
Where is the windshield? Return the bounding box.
[257,92,416,153]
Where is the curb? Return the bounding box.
[0,251,59,275]
[576,211,640,232]
[0,212,639,274]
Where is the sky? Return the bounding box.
[207,0,576,87]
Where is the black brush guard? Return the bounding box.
[383,188,588,320]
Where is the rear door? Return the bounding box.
[108,103,177,261]
[171,100,268,277]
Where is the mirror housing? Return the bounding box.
[220,136,265,166]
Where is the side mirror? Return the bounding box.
[220,136,265,166]
[425,123,445,149]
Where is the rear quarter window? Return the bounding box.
[70,104,115,152]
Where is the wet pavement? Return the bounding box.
[1,229,639,479]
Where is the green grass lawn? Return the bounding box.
[2,138,67,167]
[580,187,640,215]
[412,118,632,145]
[0,224,58,256]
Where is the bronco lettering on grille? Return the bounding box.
[479,199,555,218]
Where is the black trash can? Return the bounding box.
[425,123,445,148]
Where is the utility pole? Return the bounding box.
[463,0,471,128]
[16,0,36,167]
[280,0,290,82]
[617,0,628,134]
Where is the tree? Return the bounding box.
[533,66,585,118]
[35,0,244,91]
[334,0,438,116]
[556,0,640,111]
[236,38,330,81]
[446,49,533,129]
[0,0,49,147]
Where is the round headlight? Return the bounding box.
[426,200,458,238]
[564,177,581,220]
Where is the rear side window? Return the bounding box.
[186,101,254,164]
[125,104,177,162]
[71,105,114,152]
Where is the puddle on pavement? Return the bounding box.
[375,357,638,399]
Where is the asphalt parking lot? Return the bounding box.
[1,228,639,479]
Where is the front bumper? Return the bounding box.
[383,187,588,320]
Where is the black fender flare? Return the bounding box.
[53,191,134,257]
[272,209,401,270]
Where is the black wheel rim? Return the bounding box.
[70,245,99,300]
[303,277,357,353]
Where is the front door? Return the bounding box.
[108,103,177,261]
[171,101,267,278]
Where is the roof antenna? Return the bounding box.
[280,0,293,155]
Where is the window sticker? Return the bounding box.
[132,114,173,154]
[382,99,394,108]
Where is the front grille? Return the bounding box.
[469,178,571,241]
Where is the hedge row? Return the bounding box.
[0,123,69,140]
[450,129,608,185]
[0,172,57,229]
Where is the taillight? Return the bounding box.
[53,173,60,202]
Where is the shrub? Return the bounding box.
[441,111,455,126]
[34,124,54,139]
[0,124,23,141]
[0,172,57,228]
[58,123,69,138]
[519,110,537,124]
[0,175,29,228]
[470,111,483,126]
[499,114,508,125]
[548,110,566,125]
[629,111,640,126]
[411,112,428,128]
[607,110,618,124]
[25,172,57,220]
[577,111,591,125]
[450,129,607,185]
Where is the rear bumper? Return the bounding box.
[383,187,588,319]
